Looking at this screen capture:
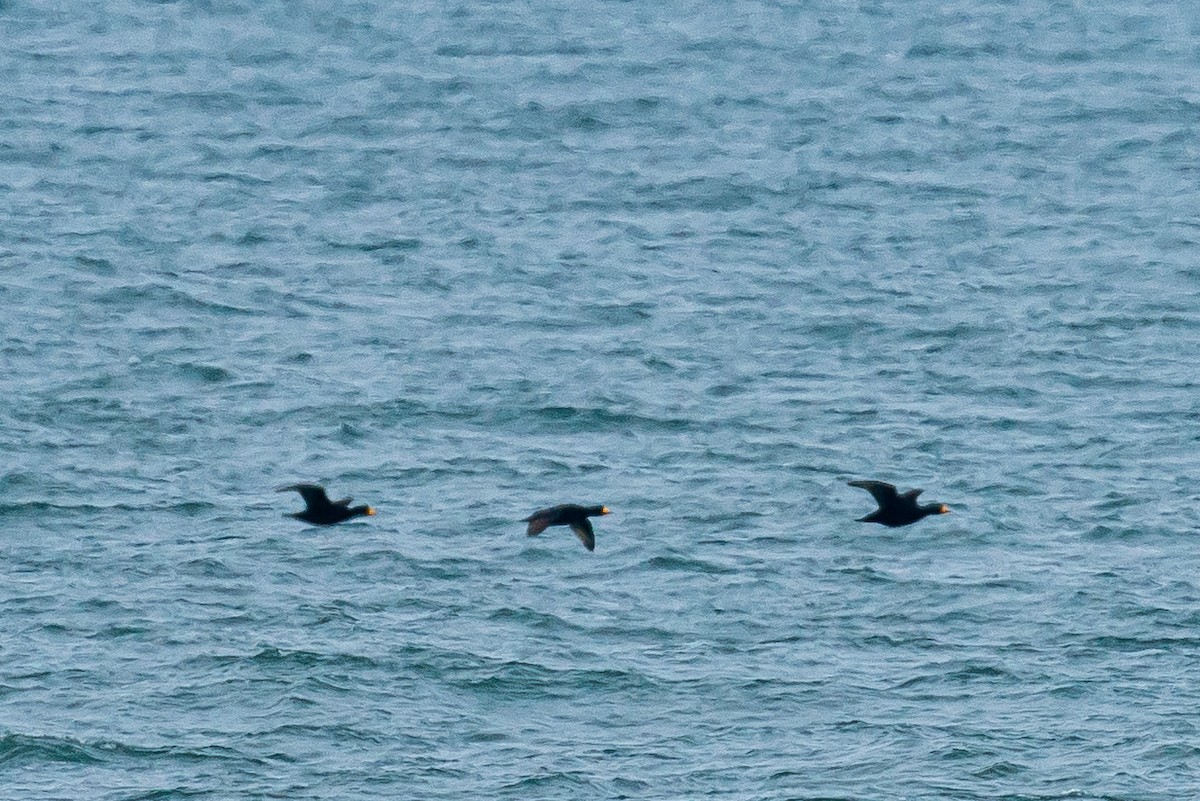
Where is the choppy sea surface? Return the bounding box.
[4,1,1200,798]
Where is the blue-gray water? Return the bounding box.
[3,1,1200,798]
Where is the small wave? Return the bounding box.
[94,283,257,316]
[0,733,251,769]
[161,90,247,113]
[267,397,698,437]
[7,733,274,779]
[436,40,596,58]
[182,646,382,674]
[249,646,381,671]
[0,500,220,518]
[640,554,737,575]
[633,175,771,213]
[322,235,422,253]
[177,558,240,579]
[498,772,599,794]
[1143,742,1200,760]
[449,658,658,697]
[88,624,151,639]
[1082,635,1200,653]
[0,500,61,517]
[0,733,105,766]
[200,171,271,187]
[971,760,1026,779]
[169,501,220,516]
[906,40,1007,61]
[513,405,696,434]
[861,633,942,650]
[1082,524,1141,541]
[177,362,234,383]
[253,722,383,745]
[486,606,582,633]
[73,254,116,274]
[892,661,1017,690]
[830,565,894,584]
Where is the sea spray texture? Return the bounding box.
[3,0,1200,798]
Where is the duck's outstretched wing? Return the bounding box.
[277,483,334,511]
[569,520,595,552]
[524,509,552,536]
[847,480,899,506]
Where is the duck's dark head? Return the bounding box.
[352,504,376,518]
[589,505,611,518]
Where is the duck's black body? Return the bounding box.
[278,483,375,525]
[847,480,949,527]
[523,504,609,551]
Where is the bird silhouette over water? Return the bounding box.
[523,504,610,551]
[278,483,375,525]
[848,480,949,527]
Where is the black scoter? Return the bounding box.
[523,504,610,551]
[278,483,375,525]
[848,480,949,527]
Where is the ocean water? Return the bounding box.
[3,0,1200,798]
